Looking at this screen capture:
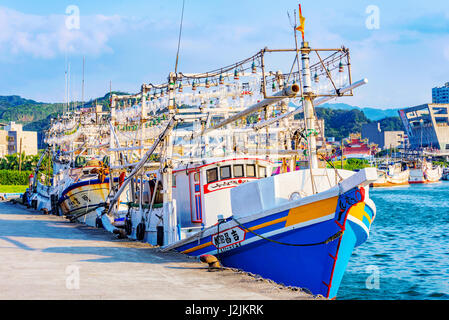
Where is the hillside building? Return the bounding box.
[0,121,38,157]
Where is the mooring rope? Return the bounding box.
[232,217,343,247]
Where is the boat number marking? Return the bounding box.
[212,226,246,252]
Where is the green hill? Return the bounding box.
[0,95,41,108]
[315,108,370,140]
[320,103,401,121]
[295,107,404,140]
[0,92,128,148]
[0,95,63,124]
[0,91,129,129]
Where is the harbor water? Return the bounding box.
[339,181,449,300]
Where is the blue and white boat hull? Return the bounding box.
[163,168,377,299]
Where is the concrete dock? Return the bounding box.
[0,201,315,300]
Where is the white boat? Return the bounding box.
[409,159,442,184]
[372,163,409,187]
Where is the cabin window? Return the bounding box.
[258,166,267,178]
[206,168,218,184]
[246,164,256,177]
[172,174,176,187]
[220,166,231,180]
[233,164,244,178]
[194,172,200,182]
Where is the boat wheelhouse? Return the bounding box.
[120,157,273,243]
[172,157,273,232]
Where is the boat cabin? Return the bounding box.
[172,157,273,231]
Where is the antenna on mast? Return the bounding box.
[82,56,85,108]
[174,0,186,74]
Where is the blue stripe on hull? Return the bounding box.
[327,221,357,299]
[60,177,118,200]
[177,210,290,256]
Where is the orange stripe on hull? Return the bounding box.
[371,181,409,188]
[285,196,338,227]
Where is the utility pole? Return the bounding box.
[18,137,23,172]
[341,139,344,169]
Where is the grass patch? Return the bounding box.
[326,158,372,171]
[0,185,27,194]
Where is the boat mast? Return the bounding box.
[82,56,85,108]
[162,72,177,245]
[300,42,319,169]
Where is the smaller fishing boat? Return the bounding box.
[442,168,449,181]
[371,162,410,187]
[408,159,442,184]
[58,157,112,219]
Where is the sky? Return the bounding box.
[0,0,448,109]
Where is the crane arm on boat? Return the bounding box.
[105,116,178,216]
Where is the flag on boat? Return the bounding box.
[296,4,306,40]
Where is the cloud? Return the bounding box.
[0,6,147,59]
[444,45,449,62]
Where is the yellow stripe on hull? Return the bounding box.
[285,196,338,227]
[347,202,371,224]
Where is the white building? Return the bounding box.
[0,122,38,157]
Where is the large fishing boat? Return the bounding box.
[99,16,375,299]
[164,167,376,299]
[58,158,110,216]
